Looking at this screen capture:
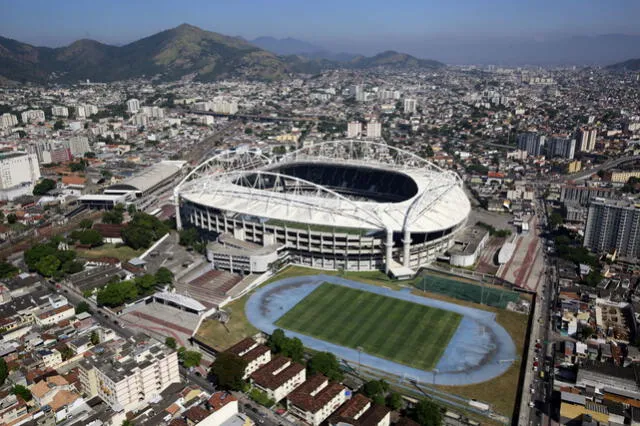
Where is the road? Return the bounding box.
[519,185,556,426]
[563,154,640,181]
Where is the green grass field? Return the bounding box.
[275,282,462,371]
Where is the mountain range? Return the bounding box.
[0,24,444,84]
[607,58,640,71]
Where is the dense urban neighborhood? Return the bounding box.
[0,22,640,426]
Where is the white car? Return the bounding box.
[529,401,535,408]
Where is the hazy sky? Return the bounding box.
[2,0,639,48]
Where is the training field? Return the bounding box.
[275,282,462,371]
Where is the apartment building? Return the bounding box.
[250,356,306,402]
[329,393,391,426]
[584,199,640,258]
[224,337,271,379]
[79,337,180,412]
[287,374,347,426]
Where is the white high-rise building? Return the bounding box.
[21,110,46,124]
[365,120,382,139]
[347,121,362,138]
[140,106,164,119]
[584,199,640,258]
[404,98,417,114]
[126,98,140,114]
[51,106,69,117]
[577,128,597,153]
[75,105,87,119]
[0,113,18,129]
[78,338,180,412]
[66,136,91,158]
[546,137,576,160]
[517,132,545,156]
[354,85,365,102]
[0,152,41,190]
[132,114,149,127]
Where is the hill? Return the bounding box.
[607,58,640,71]
[250,36,323,56]
[0,25,444,83]
[348,50,444,69]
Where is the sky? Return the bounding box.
[2,0,639,48]
[1,0,640,65]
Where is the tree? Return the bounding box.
[70,229,103,246]
[308,352,343,382]
[363,379,389,398]
[33,178,57,195]
[0,358,7,386]
[6,213,17,224]
[11,384,32,402]
[53,120,65,131]
[549,212,563,229]
[75,301,91,315]
[210,352,248,391]
[0,262,19,279]
[155,267,174,284]
[96,280,139,307]
[102,205,125,224]
[165,337,177,350]
[134,274,157,294]
[182,351,203,368]
[69,160,87,172]
[121,213,169,249]
[35,254,61,277]
[90,330,100,345]
[410,399,442,426]
[127,204,137,215]
[60,344,74,361]
[387,392,403,411]
[79,219,93,229]
[179,228,199,247]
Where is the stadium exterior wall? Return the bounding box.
[180,201,465,271]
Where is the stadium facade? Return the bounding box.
[175,141,470,273]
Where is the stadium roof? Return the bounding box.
[107,161,186,193]
[177,141,470,234]
[154,292,206,312]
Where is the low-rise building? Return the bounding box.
[251,356,305,402]
[287,374,347,426]
[225,337,271,379]
[328,393,391,426]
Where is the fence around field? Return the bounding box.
[415,274,520,309]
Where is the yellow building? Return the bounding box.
[604,170,640,183]
[566,160,582,173]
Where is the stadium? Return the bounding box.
[175,140,471,273]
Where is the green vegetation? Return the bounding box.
[307,351,343,382]
[165,337,177,349]
[179,347,202,368]
[415,274,520,309]
[210,352,248,391]
[69,229,103,246]
[79,219,93,229]
[90,330,100,345]
[178,227,206,253]
[0,262,19,279]
[276,283,462,371]
[267,329,304,363]
[155,267,174,284]
[11,385,32,402]
[69,159,88,172]
[0,358,7,386]
[121,212,169,249]
[96,266,175,307]
[102,205,125,224]
[475,221,512,238]
[75,301,91,315]
[76,244,143,261]
[410,399,442,426]
[33,178,57,196]
[249,388,275,407]
[24,241,83,277]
